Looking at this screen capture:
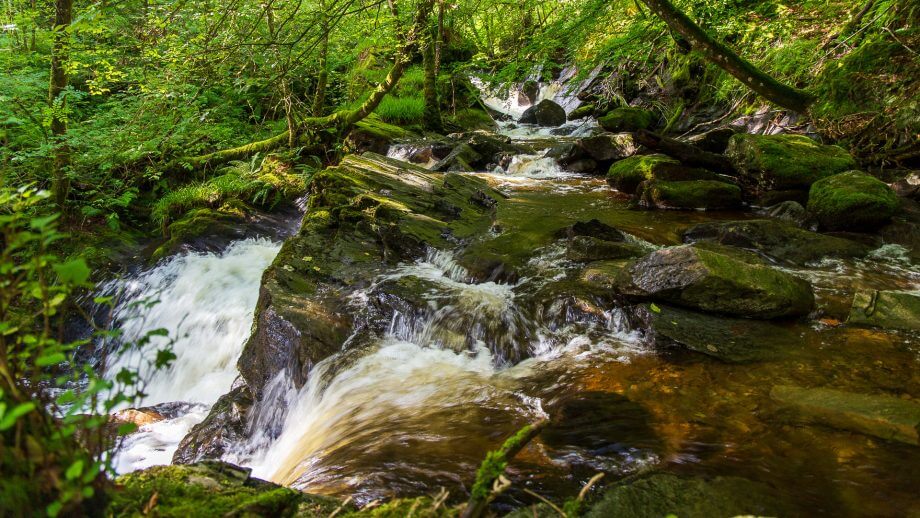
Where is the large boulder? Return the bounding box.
[613,244,815,318]
[576,132,637,161]
[771,385,920,446]
[343,116,414,155]
[807,171,900,231]
[606,154,719,194]
[638,180,742,210]
[517,79,539,105]
[519,99,566,126]
[597,107,654,132]
[725,133,857,193]
[431,142,481,171]
[174,385,253,464]
[682,219,868,265]
[847,289,920,331]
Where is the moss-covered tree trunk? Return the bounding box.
[422,23,443,132]
[312,2,329,117]
[640,0,815,113]
[49,0,72,209]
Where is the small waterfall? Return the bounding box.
[104,237,281,472]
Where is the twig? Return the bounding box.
[577,472,606,502]
[327,496,353,518]
[521,489,566,517]
[883,26,918,55]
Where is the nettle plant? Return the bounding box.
[0,187,175,516]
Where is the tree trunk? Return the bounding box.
[312,2,329,116]
[49,0,73,210]
[422,23,443,132]
[640,0,814,113]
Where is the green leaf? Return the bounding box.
[36,352,66,367]
[65,459,84,481]
[0,402,36,431]
[53,259,91,285]
[117,422,138,436]
[650,302,661,313]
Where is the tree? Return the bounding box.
[422,20,443,132]
[48,0,72,209]
[639,0,815,113]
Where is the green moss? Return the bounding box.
[725,134,857,191]
[151,205,246,261]
[445,108,495,131]
[640,180,741,210]
[606,154,681,194]
[351,115,414,141]
[807,170,899,231]
[568,103,595,121]
[597,107,654,132]
[470,423,538,502]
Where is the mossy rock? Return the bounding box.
[847,289,920,332]
[682,219,868,265]
[568,103,596,121]
[614,243,815,319]
[107,461,344,517]
[597,107,654,132]
[607,154,718,194]
[807,171,900,231]
[345,115,416,154]
[152,205,247,261]
[577,133,637,161]
[639,180,742,210]
[725,133,857,193]
[519,99,567,127]
[566,236,646,262]
[584,473,793,518]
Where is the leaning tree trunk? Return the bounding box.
[49,0,73,210]
[312,3,329,116]
[640,0,815,113]
[422,23,443,132]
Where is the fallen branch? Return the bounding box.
[636,129,736,175]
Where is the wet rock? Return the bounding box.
[580,260,631,290]
[576,132,638,161]
[518,79,540,106]
[725,133,857,194]
[638,179,742,210]
[344,116,414,155]
[563,158,599,174]
[558,218,628,242]
[764,200,807,226]
[891,172,920,199]
[682,219,868,265]
[568,103,596,121]
[807,171,900,231]
[632,303,799,363]
[519,99,567,127]
[606,154,719,195]
[174,384,253,463]
[754,189,809,207]
[598,107,654,132]
[771,385,920,446]
[431,143,482,171]
[879,219,920,261]
[613,243,815,319]
[685,126,737,154]
[108,461,345,516]
[566,236,646,262]
[585,473,793,518]
[847,289,920,332]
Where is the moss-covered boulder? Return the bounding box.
[597,107,654,132]
[107,461,345,517]
[613,244,815,319]
[725,133,857,193]
[606,154,719,194]
[638,180,742,210]
[568,103,595,121]
[152,206,247,261]
[807,171,900,231]
[566,236,646,262]
[682,219,868,265]
[584,473,792,518]
[519,99,566,126]
[345,115,414,155]
[771,385,920,446]
[576,133,637,161]
[847,289,920,331]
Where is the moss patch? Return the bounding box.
[807,170,900,231]
[607,154,717,194]
[639,180,741,210]
[597,107,654,132]
[725,134,856,192]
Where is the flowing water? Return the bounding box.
[103,88,920,515]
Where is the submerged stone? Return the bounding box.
[598,107,654,132]
[847,289,920,332]
[585,473,792,518]
[613,243,815,319]
[725,133,857,193]
[771,385,920,446]
[558,218,627,242]
[606,154,719,195]
[638,179,742,210]
[807,171,900,231]
[566,236,646,262]
[682,219,868,265]
[519,99,567,127]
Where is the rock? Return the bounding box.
[606,154,719,195]
[576,132,638,161]
[638,179,742,210]
[725,133,857,193]
[566,236,646,262]
[585,473,793,518]
[879,219,920,261]
[771,385,920,446]
[518,79,539,105]
[682,219,868,265]
[558,218,627,242]
[519,99,567,127]
[685,126,736,154]
[563,158,598,174]
[847,289,920,331]
[613,244,815,318]
[891,172,920,199]
[431,143,482,171]
[597,107,654,132]
[343,115,414,155]
[174,384,253,463]
[807,171,901,231]
[107,461,346,516]
[631,303,800,363]
[764,200,807,226]
[755,189,809,207]
[568,103,596,121]
[580,260,631,290]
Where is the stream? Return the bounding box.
[103,82,920,515]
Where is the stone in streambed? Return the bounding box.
[638,179,742,210]
[557,218,627,242]
[685,126,737,154]
[631,303,799,363]
[725,133,857,193]
[576,132,637,161]
[682,219,868,265]
[580,260,632,290]
[764,200,807,226]
[613,243,815,319]
[568,103,595,121]
[771,385,920,446]
[807,171,900,231]
[566,236,646,262]
[584,473,793,518]
[174,384,253,464]
[598,107,654,132]
[606,154,719,194]
[431,142,481,171]
[519,99,567,127]
[847,289,920,332]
